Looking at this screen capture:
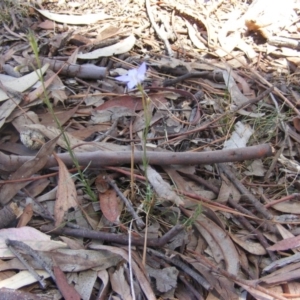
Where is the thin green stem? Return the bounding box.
[28,32,96,201]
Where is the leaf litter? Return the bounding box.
[0,0,300,299]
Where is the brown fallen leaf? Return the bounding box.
[99,188,123,224]
[17,203,33,228]
[53,153,78,227]
[39,105,79,128]
[53,264,81,300]
[267,235,300,251]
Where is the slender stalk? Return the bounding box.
[137,83,155,265]
[27,32,96,201]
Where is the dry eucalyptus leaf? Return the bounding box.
[53,154,78,227]
[36,9,110,25]
[0,64,49,101]
[77,35,136,59]
[145,165,184,206]
[147,266,179,293]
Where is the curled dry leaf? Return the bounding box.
[97,270,109,300]
[221,68,249,106]
[188,212,239,275]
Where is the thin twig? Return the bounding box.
[106,177,145,229]
[228,199,277,261]
[147,248,211,291]
[40,224,184,247]
[234,86,274,111]
[189,249,288,300]
[128,220,136,300]
[6,239,47,289]
[145,0,173,56]
[226,196,277,233]
[163,71,211,86]
[218,163,274,221]
[93,118,119,142]
[6,239,56,282]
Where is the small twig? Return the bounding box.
[163,71,211,86]
[234,86,274,111]
[224,51,300,117]
[6,239,56,283]
[75,77,112,93]
[177,171,219,195]
[128,220,136,300]
[40,224,184,247]
[93,118,119,142]
[228,199,277,261]
[264,193,300,208]
[129,119,136,201]
[106,177,145,229]
[145,0,173,56]
[188,249,289,300]
[179,275,204,300]
[218,163,274,221]
[147,248,211,291]
[5,239,47,289]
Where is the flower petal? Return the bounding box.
[127,81,136,89]
[138,62,146,77]
[115,74,130,82]
[115,63,147,89]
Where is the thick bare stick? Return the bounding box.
[15,56,107,79]
[0,144,273,172]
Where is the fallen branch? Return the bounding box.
[14,56,107,79]
[40,224,184,247]
[0,144,274,172]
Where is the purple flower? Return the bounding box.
[115,62,147,89]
